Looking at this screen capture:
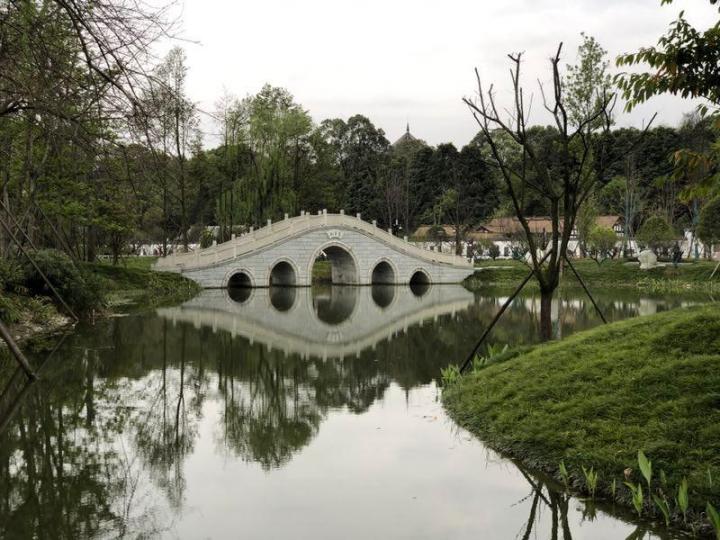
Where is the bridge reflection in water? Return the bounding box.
[157,284,474,361]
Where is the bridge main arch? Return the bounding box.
[307,241,359,285]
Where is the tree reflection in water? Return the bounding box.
[0,286,700,538]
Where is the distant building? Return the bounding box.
[393,123,419,147]
[411,216,626,259]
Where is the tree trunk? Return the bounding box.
[86,225,97,262]
[539,286,554,342]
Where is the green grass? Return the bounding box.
[312,260,332,283]
[87,261,199,310]
[443,303,720,532]
[468,258,720,291]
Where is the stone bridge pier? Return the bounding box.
[154,212,475,288]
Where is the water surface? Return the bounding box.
[0,285,701,539]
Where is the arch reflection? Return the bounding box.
[159,285,474,360]
[371,284,395,309]
[312,285,358,324]
[269,286,296,312]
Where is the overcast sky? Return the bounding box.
[168,0,716,147]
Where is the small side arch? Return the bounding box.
[224,267,256,289]
[268,257,300,287]
[409,268,431,296]
[369,257,398,285]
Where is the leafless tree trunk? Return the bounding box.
[464,44,651,340]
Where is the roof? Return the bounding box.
[412,216,622,241]
[393,123,418,147]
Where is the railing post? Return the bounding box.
[267,219,272,231]
[284,213,289,220]
[372,220,377,227]
[340,209,345,215]
[356,213,361,220]
[323,209,328,225]
[403,235,408,242]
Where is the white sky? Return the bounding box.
[167,0,717,147]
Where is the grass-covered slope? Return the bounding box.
[91,260,200,310]
[468,259,720,291]
[443,303,720,526]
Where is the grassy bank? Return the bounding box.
[1,253,199,342]
[443,303,720,535]
[467,258,720,292]
[92,257,199,310]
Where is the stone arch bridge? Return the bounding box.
[153,211,475,288]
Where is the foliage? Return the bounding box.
[22,250,105,315]
[470,258,720,290]
[440,364,461,386]
[636,215,677,253]
[0,257,23,292]
[576,197,599,253]
[616,1,720,113]
[199,229,215,249]
[677,478,690,522]
[559,460,570,489]
[581,465,599,498]
[91,262,200,310]
[565,33,614,130]
[587,227,617,264]
[698,196,720,244]
[616,1,720,201]
[464,35,620,339]
[708,502,720,538]
[443,303,720,523]
[638,450,653,488]
[625,482,644,517]
[488,243,501,260]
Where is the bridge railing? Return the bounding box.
[154,212,471,271]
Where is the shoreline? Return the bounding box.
[442,302,720,537]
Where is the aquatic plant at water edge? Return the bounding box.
[441,365,461,386]
[638,450,652,489]
[625,482,644,517]
[652,493,671,527]
[559,461,570,490]
[582,465,598,498]
[707,502,720,539]
[677,478,689,523]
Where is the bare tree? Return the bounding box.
[463,44,650,340]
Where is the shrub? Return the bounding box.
[0,256,24,292]
[636,215,676,254]
[199,229,215,249]
[697,196,720,246]
[488,243,500,260]
[587,226,617,264]
[22,249,105,315]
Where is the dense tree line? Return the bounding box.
[0,0,717,267]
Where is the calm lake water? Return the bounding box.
[0,285,703,539]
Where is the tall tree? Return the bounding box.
[464,40,633,340]
[435,144,498,255]
[156,47,198,252]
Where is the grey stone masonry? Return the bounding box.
[157,285,474,359]
[153,213,475,288]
